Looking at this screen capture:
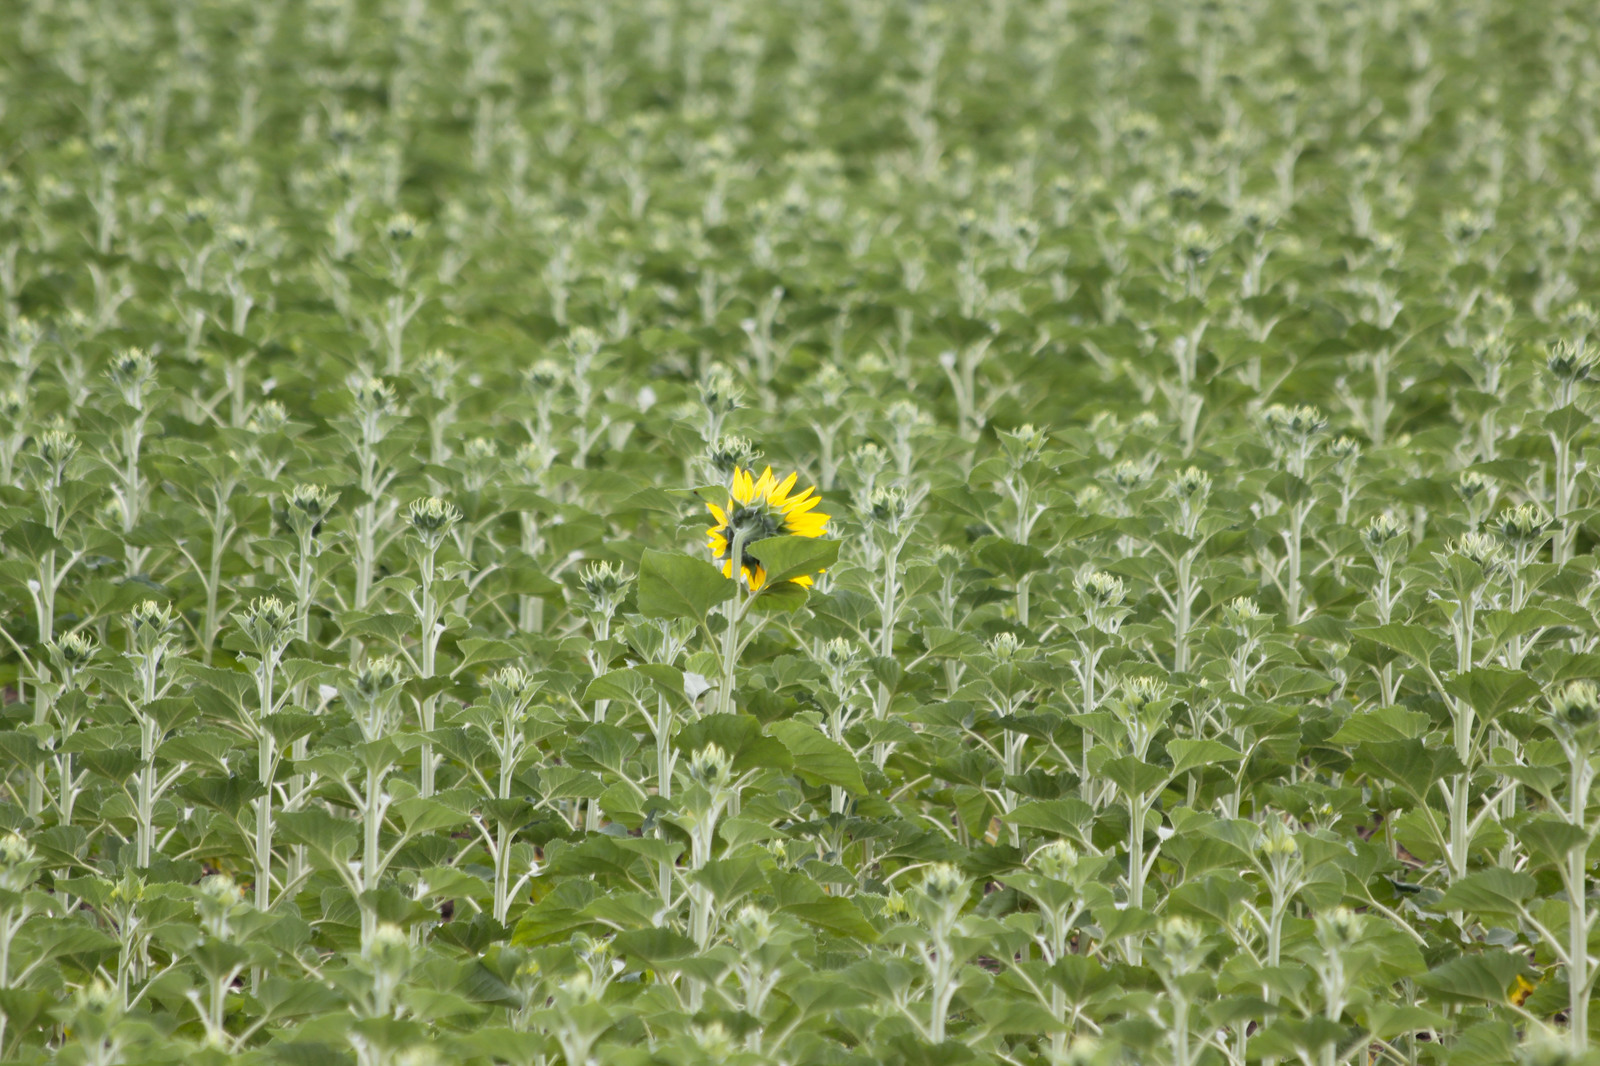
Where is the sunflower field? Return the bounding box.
[4,0,1600,1062]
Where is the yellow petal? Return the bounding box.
[754,467,776,500]
[783,496,821,515]
[707,502,727,524]
[772,472,798,503]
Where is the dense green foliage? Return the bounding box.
[3,0,1600,1062]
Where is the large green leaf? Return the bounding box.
[636,549,736,621]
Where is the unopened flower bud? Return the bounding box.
[1449,531,1505,576]
[1547,338,1595,384]
[1172,465,1211,500]
[689,743,733,789]
[108,347,157,405]
[1494,503,1550,547]
[706,434,761,480]
[350,376,398,417]
[1110,460,1149,491]
[524,359,564,392]
[987,632,1025,663]
[867,485,909,524]
[1119,675,1167,711]
[1076,571,1126,609]
[283,483,338,538]
[1000,423,1048,466]
[1550,680,1600,735]
[699,366,741,415]
[407,496,462,542]
[35,428,79,472]
[1455,470,1491,503]
[1154,916,1207,973]
[1031,840,1080,881]
[54,632,97,671]
[248,399,289,433]
[384,212,417,243]
[236,596,295,655]
[363,921,412,977]
[1314,906,1365,949]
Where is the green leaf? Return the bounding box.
[1416,950,1529,1005]
[452,638,526,676]
[1099,755,1171,797]
[769,719,866,793]
[1351,624,1443,668]
[1443,666,1540,721]
[974,536,1049,581]
[636,549,735,621]
[1167,739,1243,776]
[746,534,839,587]
[1432,869,1536,920]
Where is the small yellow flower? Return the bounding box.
[706,466,829,588]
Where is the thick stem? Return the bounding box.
[1571,745,1591,1054]
[718,529,749,718]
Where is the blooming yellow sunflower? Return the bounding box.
[706,466,830,588]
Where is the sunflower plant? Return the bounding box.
[702,465,834,715]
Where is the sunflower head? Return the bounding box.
[706,466,829,589]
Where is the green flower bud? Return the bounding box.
[1261,403,1328,441]
[53,631,97,672]
[236,596,295,656]
[987,631,1025,663]
[0,833,39,892]
[1222,596,1262,628]
[1176,221,1216,264]
[1031,840,1080,881]
[1547,338,1595,384]
[1172,465,1211,500]
[705,434,761,480]
[523,358,564,392]
[350,375,398,418]
[247,399,289,433]
[1119,675,1167,711]
[689,743,733,789]
[384,212,418,243]
[1076,571,1126,609]
[729,904,775,955]
[580,560,630,600]
[1455,470,1492,503]
[362,921,411,978]
[566,327,602,362]
[1361,513,1406,556]
[1494,503,1551,547]
[35,428,79,472]
[699,365,741,415]
[108,347,157,405]
[1449,531,1505,576]
[867,484,909,524]
[820,637,860,672]
[1328,435,1361,463]
[919,862,969,906]
[1110,460,1149,491]
[407,496,462,544]
[283,483,338,538]
[1154,915,1207,974]
[1314,906,1365,949]
[1550,680,1600,735]
[1258,821,1300,859]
